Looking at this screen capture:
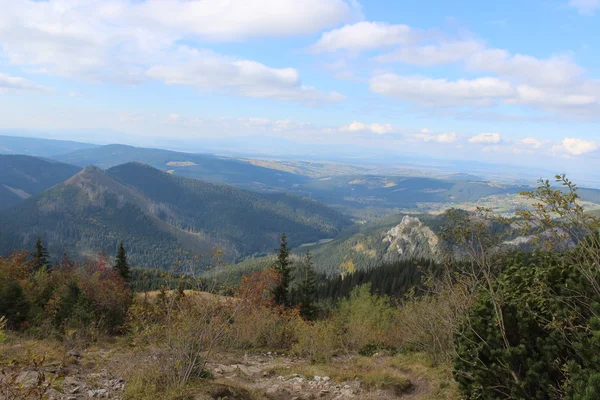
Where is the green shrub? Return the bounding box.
[292,319,339,363]
[0,316,7,343]
[454,254,600,399]
[335,285,396,351]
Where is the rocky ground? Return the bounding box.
[1,342,450,400]
[208,352,429,400]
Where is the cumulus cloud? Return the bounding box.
[340,121,395,134]
[0,73,51,92]
[375,40,484,65]
[0,0,352,100]
[560,137,599,155]
[519,137,543,149]
[467,50,584,87]
[310,22,417,53]
[568,0,600,15]
[468,133,502,144]
[146,47,344,103]
[413,132,458,143]
[370,74,514,107]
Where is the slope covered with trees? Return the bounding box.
[53,144,309,192]
[0,163,351,268]
[0,155,81,210]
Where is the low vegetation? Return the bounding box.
[2,175,600,400]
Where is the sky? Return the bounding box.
[0,0,599,178]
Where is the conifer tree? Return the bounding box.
[297,249,318,320]
[114,242,131,283]
[272,233,293,307]
[32,236,50,272]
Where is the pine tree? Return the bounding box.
[272,233,293,307]
[114,242,131,283]
[32,236,50,272]
[297,249,318,320]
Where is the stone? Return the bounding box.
[266,385,279,395]
[67,349,81,358]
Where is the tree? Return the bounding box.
[114,242,131,283]
[272,233,293,307]
[32,236,50,272]
[452,177,600,399]
[297,249,318,320]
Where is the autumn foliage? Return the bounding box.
[0,251,131,339]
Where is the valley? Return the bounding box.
[2,136,600,272]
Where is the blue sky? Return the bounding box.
[0,0,599,176]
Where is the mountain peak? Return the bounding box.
[82,165,104,174]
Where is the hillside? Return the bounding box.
[216,213,446,278]
[53,144,309,192]
[289,175,528,217]
[0,135,97,156]
[0,155,81,210]
[0,163,351,268]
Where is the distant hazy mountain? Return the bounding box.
[0,163,351,268]
[0,155,81,210]
[52,144,308,191]
[0,135,97,157]
[292,175,527,215]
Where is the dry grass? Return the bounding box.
[265,356,412,394]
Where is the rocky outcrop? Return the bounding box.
[382,216,440,261]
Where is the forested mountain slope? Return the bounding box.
[0,155,81,210]
[0,163,351,268]
[53,144,308,192]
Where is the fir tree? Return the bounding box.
[114,242,131,283]
[272,233,293,307]
[32,236,50,272]
[297,249,318,320]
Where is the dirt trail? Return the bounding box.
[208,353,432,400]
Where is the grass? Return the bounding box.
[264,352,458,400]
[386,353,459,400]
[265,355,412,394]
[124,378,265,400]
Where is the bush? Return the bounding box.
[454,254,600,399]
[0,316,7,343]
[0,278,30,328]
[335,285,397,351]
[292,319,340,363]
[396,274,473,364]
[0,252,131,341]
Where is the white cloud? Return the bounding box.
[560,137,599,155]
[519,137,543,149]
[468,133,502,144]
[0,73,50,92]
[510,84,597,107]
[413,132,458,143]
[340,121,395,134]
[146,47,344,103]
[467,50,584,87]
[370,74,514,107]
[310,22,416,53]
[376,40,484,65]
[0,0,352,99]
[568,0,600,15]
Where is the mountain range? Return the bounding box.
[0,162,350,267]
[1,135,599,272]
[0,155,81,210]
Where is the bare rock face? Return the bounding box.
[382,216,439,261]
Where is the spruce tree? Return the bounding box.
[114,242,131,283]
[32,236,50,272]
[297,249,318,320]
[272,233,293,307]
